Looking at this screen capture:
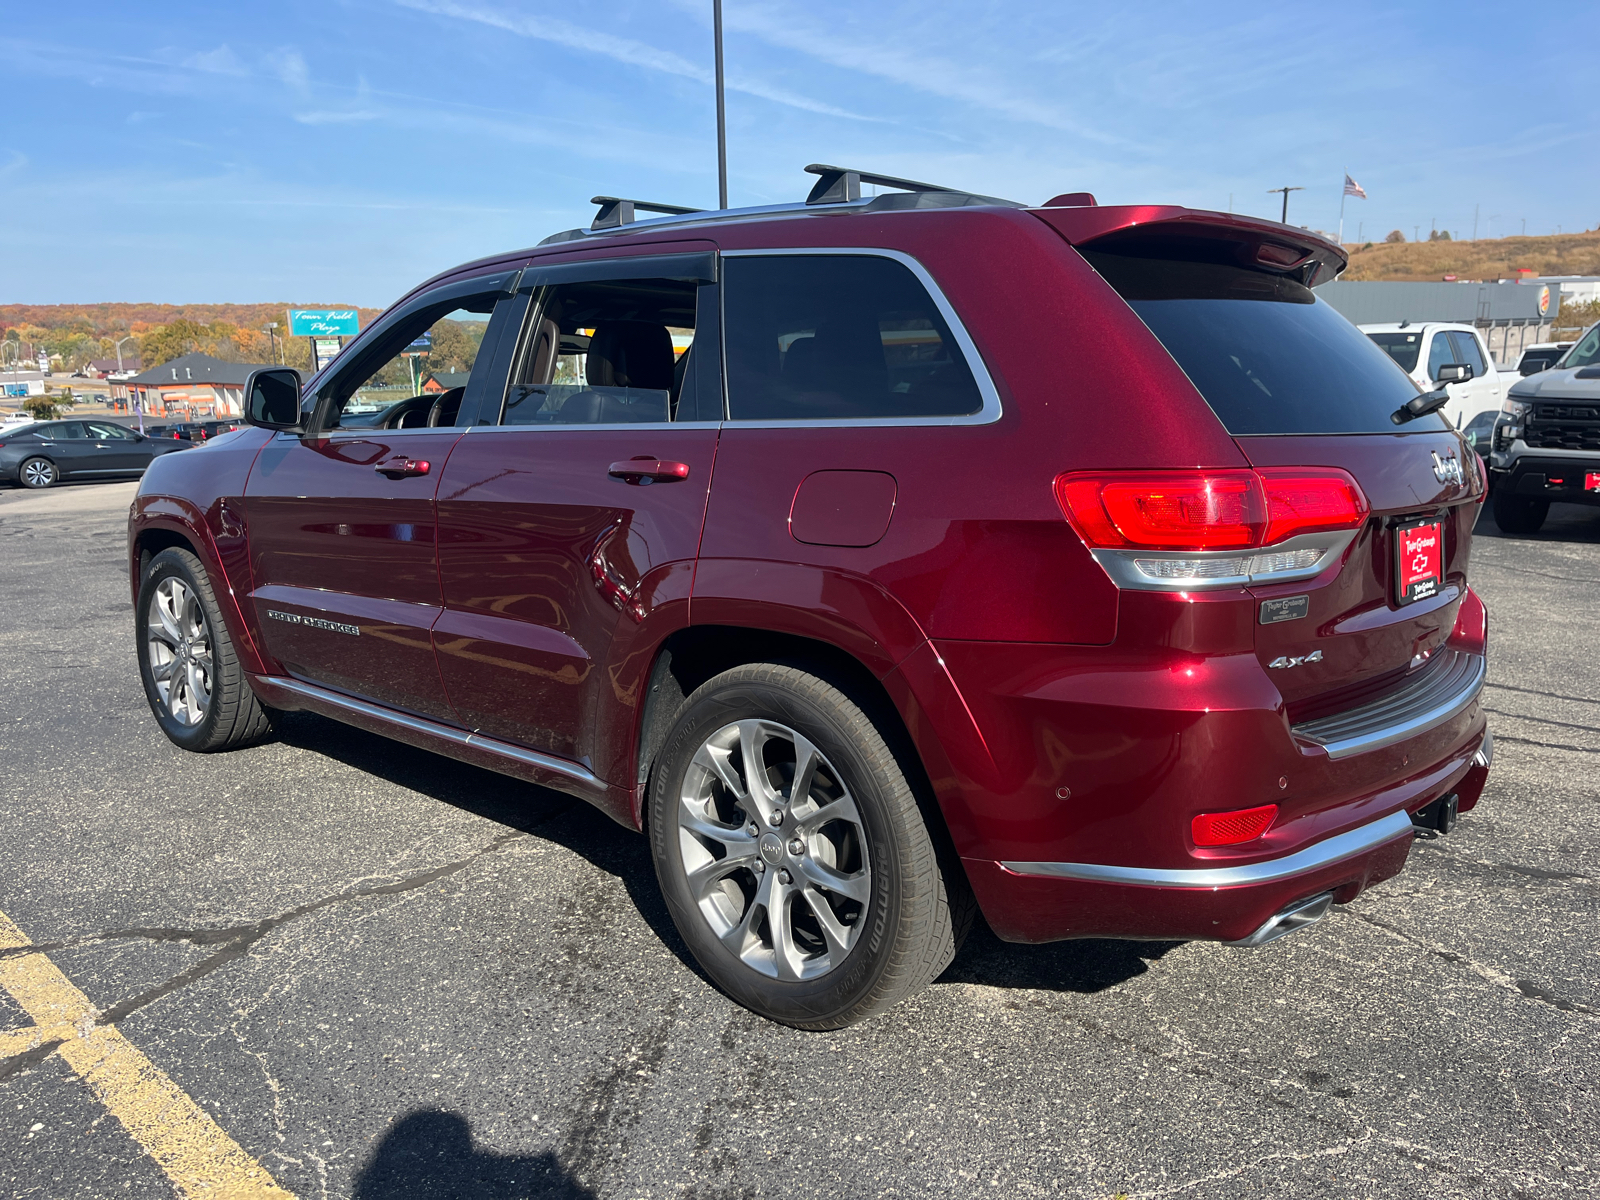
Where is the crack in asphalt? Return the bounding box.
[1485,680,1600,707]
[1472,561,1600,585]
[0,817,575,1079]
[1493,733,1600,755]
[1348,912,1597,1017]
[1482,707,1600,736]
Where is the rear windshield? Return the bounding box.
[1082,248,1440,435]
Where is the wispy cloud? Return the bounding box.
[294,110,381,125]
[182,44,248,76]
[391,0,886,122]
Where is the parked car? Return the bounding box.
[1489,321,1600,533]
[1361,322,1505,432]
[1514,342,1575,376]
[1,412,38,431]
[129,167,1491,1027]
[2,419,190,488]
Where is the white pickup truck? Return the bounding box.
[1360,322,1505,453]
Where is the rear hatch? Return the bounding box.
[1064,219,1482,728]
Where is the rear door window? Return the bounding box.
[1448,330,1488,377]
[1083,247,1437,435]
[722,254,984,421]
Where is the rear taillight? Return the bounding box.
[1056,469,1367,552]
[1192,803,1278,847]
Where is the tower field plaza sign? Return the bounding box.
[288,309,360,337]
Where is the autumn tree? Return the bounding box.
[1384,230,1406,244]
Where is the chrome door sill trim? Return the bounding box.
[1292,650,1485,760]
[259,675,599,787]
[1001,809,1413,888]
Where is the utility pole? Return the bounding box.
[713,0,728,210]
[1266,186,1304,225]
[1472,204,1479,241]
[266,323,281,365]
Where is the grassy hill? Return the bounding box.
[1340,229,1600,283]
[0,302,384,342]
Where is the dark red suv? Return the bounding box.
[130,166,1491,1028]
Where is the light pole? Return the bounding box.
[1266,186,1304,225]
[713,0,727,209]
[265,323,281,365]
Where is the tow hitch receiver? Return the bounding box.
[1413,792,1460,835]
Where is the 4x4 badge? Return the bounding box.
[1268,650,1323,669]
[1431,451,1464,486]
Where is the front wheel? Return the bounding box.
[649,663,964,1029]
[20,457,57,489]
[1492,491,1548,535]
[136,547,273,752]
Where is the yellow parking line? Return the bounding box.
[0,910,295,1199]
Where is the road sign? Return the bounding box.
[312,337,344,371]
[407,331,433,351]
[288,309,360,337]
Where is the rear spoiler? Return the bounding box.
[1031,205,1347,288]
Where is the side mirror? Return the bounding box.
[1435,362,1472,384]
[244,368,303,431]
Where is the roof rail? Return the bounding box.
[590,195,704,230]
[804,163,961,206]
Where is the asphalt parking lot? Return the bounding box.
[1,479,1596,1200]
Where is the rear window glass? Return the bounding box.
[722,254,983,421]
[1083,249,1438,435]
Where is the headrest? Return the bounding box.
[587,321,675,392]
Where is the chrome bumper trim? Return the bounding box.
[1292,650,1485,760]
[258,675,600,786]
[1000,809,1414,888]
[1474,728,1494,770]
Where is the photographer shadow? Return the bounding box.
[353,1109,594,1200]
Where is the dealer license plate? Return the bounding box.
[1395,520,1442,606]
[1586,472,1600,493]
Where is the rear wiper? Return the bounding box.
[1392,387,1450,425]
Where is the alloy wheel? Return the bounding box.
[677,719,872,981]
[22,460,55,488]
[146,577,213,726]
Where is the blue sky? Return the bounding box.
[7,1,1596,306]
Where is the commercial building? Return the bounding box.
[1315,279,1561,364]
[111,353,283,419]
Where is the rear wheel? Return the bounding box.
[20,457,57,489]
[649,663,963,1029]
[1492,491,1548,535]
[136,547,273,752]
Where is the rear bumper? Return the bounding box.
[966,809,1415,944]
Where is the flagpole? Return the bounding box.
[1338,173,1346,246]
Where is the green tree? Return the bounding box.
[21,396,57,420]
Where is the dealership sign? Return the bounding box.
[288,309,360,337]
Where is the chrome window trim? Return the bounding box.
[465,421,722,434]
[718,246,1003,428]
[1001,808,1414,888]
[1089,529,1359,592]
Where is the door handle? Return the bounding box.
[608,458,690,485]
[375,456,431,479]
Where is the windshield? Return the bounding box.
[1367,331,1424,373]
[1558,323,1600,369]
[1083,248,1438,435]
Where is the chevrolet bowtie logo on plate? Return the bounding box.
[265,609,360,636]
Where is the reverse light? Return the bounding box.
[1055,468,1368,552]
[1192,803,1278,847]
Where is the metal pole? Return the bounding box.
[713,0,727,210]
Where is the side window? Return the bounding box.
[324,297,498,430]
[722,254,984,421]
[1449,330,1487,377]
[501,277,711,425]
[88,422,136,440]
[1426,332,1457,381]
[51,422,90,439]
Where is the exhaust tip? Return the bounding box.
[1225,891,1335,948]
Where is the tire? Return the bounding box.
[648,663,961,1029]
[135,547,273,752]
[19,457,58,489]
[1492,491,1548,535]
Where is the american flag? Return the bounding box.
[1343,174,1367,199]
